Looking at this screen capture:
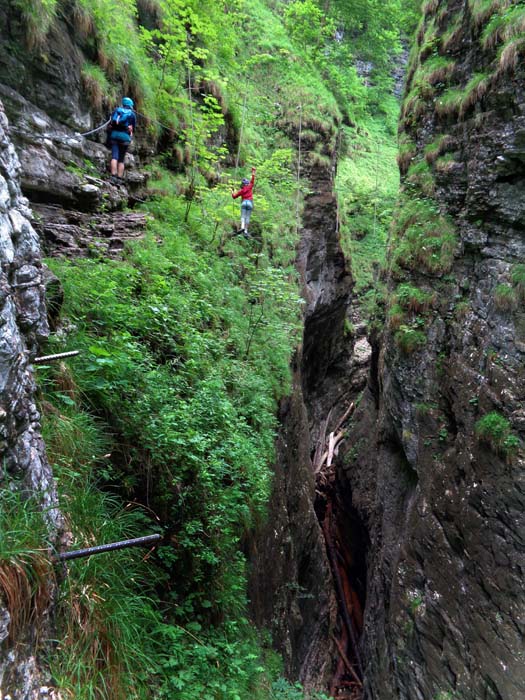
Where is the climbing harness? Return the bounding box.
[78,119,111,137]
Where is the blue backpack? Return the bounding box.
[110,107,134,131]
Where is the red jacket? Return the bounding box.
[232,172,255,201]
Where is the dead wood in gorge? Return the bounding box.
[314,401,364,700]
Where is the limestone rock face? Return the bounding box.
[341,2,525,699]
[0,99,61,699]
[0,83,137,214]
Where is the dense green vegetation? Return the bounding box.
[0,489,54,646]
[336,119,399,297]
[42,172,308,699]
[8,0,418,697]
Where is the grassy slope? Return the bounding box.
[18,0,411,698]
[336,117,400,296]
[36,2,339,699]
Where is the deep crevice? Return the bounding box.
[313,439,370,699]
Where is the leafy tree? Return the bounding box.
[284,0,335,57]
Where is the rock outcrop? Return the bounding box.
[0,99,61,699]
[32,204,149,258]
[341,2,525,698]
[0,5,149,257]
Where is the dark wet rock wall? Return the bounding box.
[340,1,525,699]
[248,120,357,689]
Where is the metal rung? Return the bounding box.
[34,350,80,364]
[58,533,162,562]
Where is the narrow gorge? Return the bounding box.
[0,1,524,700]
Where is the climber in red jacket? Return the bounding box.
[232,167,256,237]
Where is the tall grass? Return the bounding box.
[13,0,58,48]
[0,488,54,643]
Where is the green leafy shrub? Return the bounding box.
[284,0,334,57]
[395,325,427,354]
[270,678,330,700]
[475,412,520,456]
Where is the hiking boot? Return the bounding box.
[243,231,251,239]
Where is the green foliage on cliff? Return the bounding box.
[394,325,427,354]
[475,412,520,457]
[0,489,52,631]
[391,195,457,275]
[20,0,422,697]
[394,284,435,313]
[494,283,516,311]
[12,0,58,47]
[42,173,302,697]
[511,263,525,301]
[336,119,400,296]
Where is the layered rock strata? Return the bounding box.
[0,4,149,254]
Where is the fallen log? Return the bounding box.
[315,429,346,474]
[313,408,332,470]
[331,634,362,687]
[330,625,348,698]
[322,503,363,676]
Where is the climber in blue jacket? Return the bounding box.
[109,97,136,184]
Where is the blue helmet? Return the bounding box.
[122,97,134,109]
[241,178,250,186]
